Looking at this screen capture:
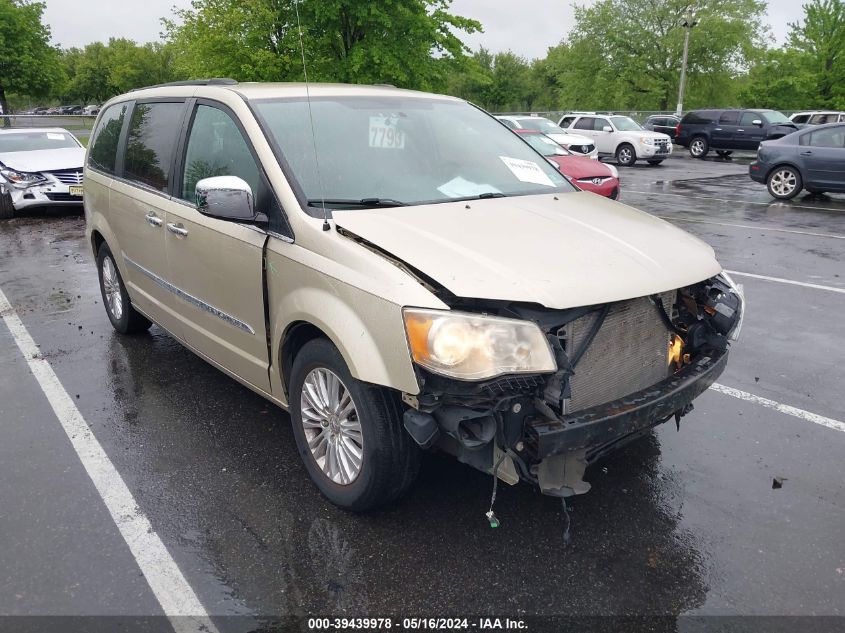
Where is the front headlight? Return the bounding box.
[717,272,745,341]
[639,137,655,146]
[0,168,48,189]
[606,164,619,178]
[403,308,556,380]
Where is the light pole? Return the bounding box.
[675,16,698,117]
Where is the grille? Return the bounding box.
[45,192,83,202]
[654,139,671,154]
[558,291,675,413]
[570,144,595,155]
[47,169,84,185]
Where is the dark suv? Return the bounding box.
[676,109,798,158]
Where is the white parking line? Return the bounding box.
[0,287,218,633]
[710,383,845,434]
[724,270,845,295]
[654,216,845,241]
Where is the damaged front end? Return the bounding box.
[402,274,743,498]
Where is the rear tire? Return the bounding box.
[289,338,420,511]
[689,136,709,158]
[96,243,152,334]
[0,188,14,220]
[616,143,637,167]
[766,166,802,200]
[716,150,733,157]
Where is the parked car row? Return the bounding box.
[17,105,101,116]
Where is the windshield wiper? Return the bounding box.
[307,198,407,208]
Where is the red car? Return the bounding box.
[515,129,620,199]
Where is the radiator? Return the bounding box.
[559,291,676,413]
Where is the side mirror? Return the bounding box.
[752,119,763,127]
[602,125,613,133]
[196,176,256,221]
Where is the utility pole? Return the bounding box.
[675,16,698,117]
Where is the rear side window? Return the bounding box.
[681,111,716,125]
[123,102,185,192]
[88,103,127,174]
[803,127,845,148]
[719,111,740,124]
[573,117,595,130]
[560,116,576,128]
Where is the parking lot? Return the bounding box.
[1,152,843,630]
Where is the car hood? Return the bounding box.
[335,193,721,309]
[0,148,85,173]
[549,155,614,180]
[636,131,672,141]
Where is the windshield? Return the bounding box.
[762,111,790,124]
[253,97,573,209]
[0,131,80,153]
[520,133,569,156]
[517,117,566,135]
[610,116,643,132]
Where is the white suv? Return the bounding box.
[559,113,672,166]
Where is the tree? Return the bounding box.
[0,0,63,121]
[538,0,769,112]
[163,0,481,91]
[787,0,845,108]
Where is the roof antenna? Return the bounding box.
[294,0,330,231]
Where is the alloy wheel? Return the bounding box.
[770,169,797,197]
[691,139,705,156]
[618,147,632,164]
[300,368,364,485]
[101,256,124,320]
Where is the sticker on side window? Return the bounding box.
[47,133,66,140]
[499,156,555,187]
[369,116,405,149]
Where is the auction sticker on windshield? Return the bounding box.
[500,156,555,187]
[369,116,405,149]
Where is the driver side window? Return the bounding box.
[180,105,261,204]
[594,118,610,131]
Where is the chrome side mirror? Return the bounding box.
[752,119,763,127]
[602,125,613,133]
[195,176,255,221]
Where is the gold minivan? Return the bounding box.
[84,81,743,511]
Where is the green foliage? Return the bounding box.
[163,0,481,91]
[539,0,769,112]
[0,0,63,117]
[740,0,845,110]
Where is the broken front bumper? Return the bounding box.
[525,348,729,460]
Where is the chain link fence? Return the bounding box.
[1,115,96,144]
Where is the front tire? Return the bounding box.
[289,338,420,511]
[616,143,636,167]
[689,136,709,158]
[767,166,802,200]
[96,243,152,334]
[0,188,14,220]
[716,150,733,158]
[647,159,664,165]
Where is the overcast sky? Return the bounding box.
[44,0,796,59]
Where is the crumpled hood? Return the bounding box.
[336,193,721,309]
[0,148,85,173]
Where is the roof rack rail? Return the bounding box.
[129,78,238,92]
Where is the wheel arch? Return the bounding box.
[765,161,804,182]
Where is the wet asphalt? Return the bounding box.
[0,152,843,629]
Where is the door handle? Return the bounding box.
[737,129,745,132]
[801,150,813,156]
[167,223,188,237]
[145,212,163,227]
[714,128,722,131]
